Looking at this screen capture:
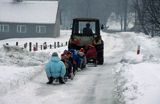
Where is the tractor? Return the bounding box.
[68,18,104,65]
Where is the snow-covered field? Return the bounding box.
[0,30,160,104]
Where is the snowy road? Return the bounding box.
[0,32,141,104]
[0,59,118,104]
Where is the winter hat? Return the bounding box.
[63,50,68,54]
[86,23,90,27]
[52,52,58,57]
[79,48,85,52]
[66,51,71,54]
[69,49,76,54]
[61,53,67,59]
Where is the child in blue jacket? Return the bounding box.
[45,52,66,84]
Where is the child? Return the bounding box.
[61,52,73,80]
[77,48,87,69]
[45,52,66,84]
[85,45,97,59]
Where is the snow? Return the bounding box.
[0,1,58,23]
[0,30,70,96]
[107,12,135,30]
[106,12,122,30]
[113,32,160,104]
[121,51,144,64]
[0,29,160,104]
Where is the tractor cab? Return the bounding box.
[69,18,101,49]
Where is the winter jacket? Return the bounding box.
[86,46,97,58]
[69,49,80,64]
[78,51,87,64]
[45,56,66,78]
[83,27,93,36]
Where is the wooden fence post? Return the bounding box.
[57,42,60,48]
[50,44,52,49]
[29,42,32,51]
[24,43,27,49]
[61,43,63,47]
[16,42,18,46]
[36,42,38,51]
[40,45,43,50]
[43,42,47,50]
[54,42,56,48]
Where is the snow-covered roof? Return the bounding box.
[0,1,58,24]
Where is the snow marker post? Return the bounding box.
[137,45,140,55]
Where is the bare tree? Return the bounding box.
[133,0,160,36]
[124,0,128,31]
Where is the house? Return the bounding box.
[0,0,60,40]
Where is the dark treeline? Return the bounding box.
[27,0,160,35]
[59,0,134,30]
[133,0,160,36]
[31,0,135,31]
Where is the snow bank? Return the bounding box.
[113,32,160,104]
[114,63,134,104]
[121,51,144,64]
[130,63,160,104]
[114,62,160,104]
[0,45,49,66]
[101,32,124,57]
[0,45,50,96]
[0,65,44,96]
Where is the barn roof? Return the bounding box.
[0,1,58,24]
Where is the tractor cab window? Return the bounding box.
[79,22,95,35]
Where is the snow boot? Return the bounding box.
[58,77,65,84]
[46,77,54,84]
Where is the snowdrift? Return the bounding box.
[113,33,160,104]
[1,44,49,66]
[0,45,50,96]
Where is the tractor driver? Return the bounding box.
[83,23,93,36]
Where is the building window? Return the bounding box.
[36,25,46,33]
[0,24,9,32]
[17,25,27,33]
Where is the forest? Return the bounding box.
[56,0,159,36]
